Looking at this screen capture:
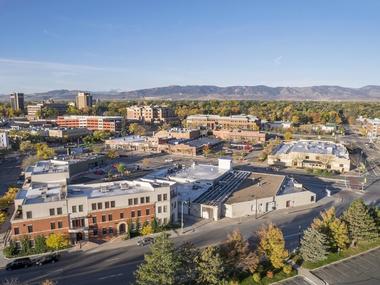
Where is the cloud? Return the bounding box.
[273,55,283,65]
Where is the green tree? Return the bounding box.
[20,235,32,256]
[195,246,225,285]
[3,240,18,258]
[34,235,48,254]
[35,143,55,159]
[341,199,378,244]
[176,242,199,284]
[19,141,34,153]
[258,224,288,269]
[300,227,329,262]
[129,123,147,136]
[115,163,126,175]
[135,233,180,285]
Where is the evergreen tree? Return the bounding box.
[258,224,288,269]
[300,227,329,262]
[341,199,378,243]
[195,246,225,285]
[34,235,48,254]
[176,242,199,284]
[135,233,180,285]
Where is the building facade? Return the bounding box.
[126,105,177,123]
[365,118,380,140]
[48,128,91,139]
[10,93,24,111]
[154,128,201,140]
[10,179,177,244]
[76,92,93,110]
[268,140,350,173]
[0,132,10,149]
[27,101,67,120]
[213,129,267,143]
[186,114,260,130]
[56,115,123,132]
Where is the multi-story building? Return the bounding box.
[48,128,91,139]
[212,129,267,143]
[76,92,93,110]
[186,114,260,130]
[27,100,67,120]
[268,140,350,173]
[0,132,10,149]
[56,115,123,132]
[10,179,177,244]
[154,128,200,140]
[10,93,24,111]
[126,105,177,123]
[365,118,380,140]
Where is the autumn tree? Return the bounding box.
[46,233,69,250]
[341,199,378,244]
[141,223,153,236]
[115,163,126,175]
[258,224,288,269]
[135,233,179,285]
[35,143,55,160]
[195,246,225,285]
[300,227,329,262]
[284,131,293,141]
[19,141,34,153]
[129,123,147,136]
[312,207,349,251]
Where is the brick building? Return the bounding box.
[56,115,123,132]
[126,105,178,123]
[212,129,267,143]
[186,114,260,130]
[11,179,177,245]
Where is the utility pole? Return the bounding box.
[181,200,189,234]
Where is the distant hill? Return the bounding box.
[1,85,380,101]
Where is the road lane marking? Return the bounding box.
[98,273,124,280]
[105,257,121,262]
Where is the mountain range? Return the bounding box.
[2,85,380,101]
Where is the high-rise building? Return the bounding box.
[76,92,93,110]
[10,92,24,111]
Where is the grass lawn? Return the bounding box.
[240,270,297,285]
[302,238,380,270]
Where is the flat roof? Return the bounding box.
[225,172,285,204]
[169,163,228,183]
[273,140,349,159]
[105,135,147,143]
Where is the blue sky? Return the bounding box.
[0,0,379,93]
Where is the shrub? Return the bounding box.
[283,264,293,275]
[252,272,261,283]
[266,271,274,279]
[3,241,18,258]
[46,233,69,250]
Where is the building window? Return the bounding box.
[26,211,32,219]
[131,211,135,218]
[72,206,77,213]
[79,205,83,212]
[158,194,162,202]
[311,196,315,202]
[105,201,110,209]
[158,206,162,214]
[120,212,124,219]
[49,208,55,216]
[97,202,102,210]
[58,221,63,229]
[91,203,97,210]
[14,228,19,235]
[146,209,150,216]
[163,218,168,224]
[50,222,56,230]
[140,197,144,204]
[134,198,138,205]
[108,214,113,221]
[27,225,33,233]
[92,217,97,224]
[102,215,106,222]
[93,229,98,236]
[163,205,167,213]
[128,199,133,206]
[111,201,115,208]
[102,228,107,235]
[137,210,141,217]
[163,194,168,201]
[109,227,114,234]
[57,208,62,215]
[146,196,150,203]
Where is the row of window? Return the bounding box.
[91,201,116,211]
[157,205,167,214]
[49,207,63,216]
[92,208,152,224]
[14,221,64,235]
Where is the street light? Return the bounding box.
[181,200,189,234]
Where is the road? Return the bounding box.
[1,178,375,285]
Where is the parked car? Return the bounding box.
[35,253,60,266]
[137,237,155,246]
[6,258,33,270]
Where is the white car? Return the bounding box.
[165,159,174,163]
